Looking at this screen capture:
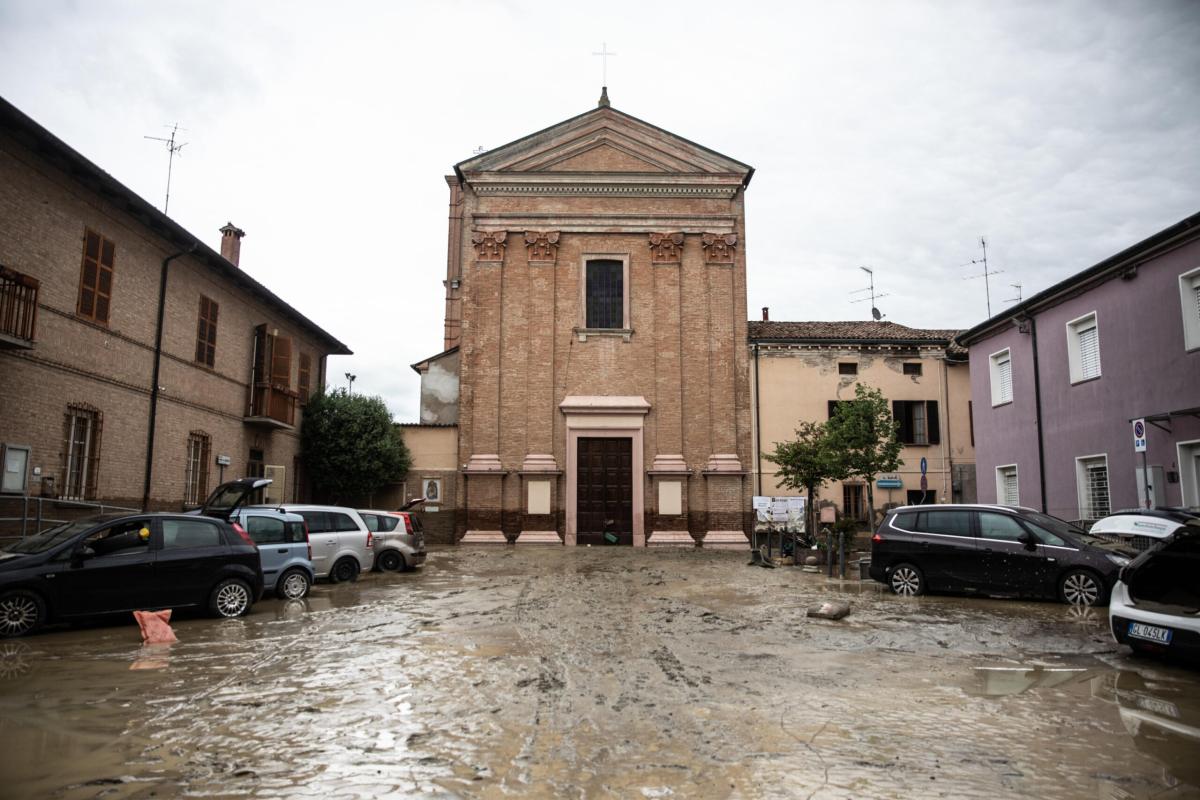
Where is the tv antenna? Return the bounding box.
[472,145,486,155]
[1004,282,1023,305]
[143,123,187,214]
[961,236,1003,318]
[850,266,888,320]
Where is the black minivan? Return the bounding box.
[868,504,1138,606]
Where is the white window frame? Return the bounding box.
[1066,311,1101,384]
[1179,266,1200,352]
[578,253,631,335]
[988,348,1012,406]
[1075,453,1111,521]
[995,464,1019,506]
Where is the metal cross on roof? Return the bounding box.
[592,42,617,86]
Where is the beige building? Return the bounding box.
[0,96,350,517]
[409,91,756,546]
[749,320,976,521]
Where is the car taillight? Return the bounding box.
[304,521,312,561]
[872,532,884,543]
[232,522,255,547]
[403,514,413,534]
[366,531,374,548]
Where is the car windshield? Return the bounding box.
[1022,511,1099,543]
[3,520,96,554]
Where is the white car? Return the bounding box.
[1109,519,1200,661]
[1091,510,1194,552]
[254,505,373,583]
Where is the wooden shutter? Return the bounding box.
[299,352,311,401]
[893,401,912,444]
[77,229,115,323]
[195,296,219,367]
[926,401,940,445]
[271,335,292,387]
[998,357,1012,402]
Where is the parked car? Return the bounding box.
[259,505,373,583]
[869,504,1138,607]
[0,513,264,637]
[358,509,427,571]
[232,508,314,600]
[1091,508,1199,552]
[1109,519,1200,660]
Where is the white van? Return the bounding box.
[256,505,373,583]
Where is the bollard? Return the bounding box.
[825,527,834,577]
[838,531,847,579]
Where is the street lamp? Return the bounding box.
[345,372,356,395]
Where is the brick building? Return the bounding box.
[412,90,755,546]
[0,96,350,515]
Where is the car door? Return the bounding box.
[155,518,231,607]
[242,513,289,587]
[974,511,1058,596]
[912,509,977,591]
[297,511,334,576]
[50,518,158,615]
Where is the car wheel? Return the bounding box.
[276,568,311,601]
[329,557,359,584]
[209,578,252,618]
[378,550,405,572]
[0,590,46,638]
[889,563,925,597]
[1059,569,1106,607]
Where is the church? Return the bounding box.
[411,90,754,547]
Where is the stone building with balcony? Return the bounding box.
[0,96,350,512]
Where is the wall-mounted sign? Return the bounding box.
[216,454,232,466]
[877,477,903,489]
[1132,419,1147,453]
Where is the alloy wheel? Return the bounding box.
[281,572,308,600]
[1062,572,1099,606]
[891,566,921,596]
[216,582,250,617]
[0,596,39,637]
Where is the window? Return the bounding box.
[161,519,223,549]
[838,363,858,376]
[1076,455,1111,520]
[584,258,625,329]
[244,515,287,544]
[918,510,972,537]
[299,510,359,533]
[1180,267,1200,351]
[299,352,312,402]
[85,519,151,557]
[893,401,940,445]
[195,296,219,367]
[1066,312,1101,383]
[62,404,101,500]
[77,229,115,324]
[842,484,867,521]
[977,511,1026,541]
[362,513,400,533]
[902,363,922,376]
[995,465,1019,506]
[184,431,211,506]
[989,348,1012,405]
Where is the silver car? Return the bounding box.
[359,510,427,571]
[257,505,373,583]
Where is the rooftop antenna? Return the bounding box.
[143,123,187,214]
[1004,282,1023,305]
[850,265,889,320]
[472,145,486,155]
[961,236,1003,318]
[593,42,616,106]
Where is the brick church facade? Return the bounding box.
[426,92,755,546]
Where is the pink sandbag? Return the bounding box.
[133,609,177,644]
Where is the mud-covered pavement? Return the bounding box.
[1,547,1198,799]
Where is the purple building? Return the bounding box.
[957,212,1200,523]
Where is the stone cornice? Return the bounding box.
[464,170,744,198]
[471,213,737,234]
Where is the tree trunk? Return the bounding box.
[865,479,876,530]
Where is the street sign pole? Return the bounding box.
[1132,419,1150,509]
[1142,451,1151,509]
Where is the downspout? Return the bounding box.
[142,244,197,511]
[753,343,762,496]
[1029,317,1048,513]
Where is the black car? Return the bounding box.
[868,504,1138,607]
[0,513,264,637]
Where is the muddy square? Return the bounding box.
[1,546,1197,799]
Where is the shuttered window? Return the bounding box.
[1078,324,1100,379]
[989,349,1012,405]
[996,465,1018,505]
[299,352,312,402]
[77,229,115,324]
[893,401,940,445]
[585,259,624,329]
[195,296,219,367]
[1067,312,1101,383]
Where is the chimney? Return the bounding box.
[219,222,245,267]
[762,306,769,321]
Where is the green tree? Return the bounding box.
[764,420,847,535]
[301,388,411,503]
[827,383,902,526]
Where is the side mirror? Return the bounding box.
[72,545,95,563]
[1018,531,1037,551]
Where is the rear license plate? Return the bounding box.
[1128,622,1173,644]
[1135,694,1181,719]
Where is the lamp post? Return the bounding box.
[345,372,356,395]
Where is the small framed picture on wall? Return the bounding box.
[423,478,441,502]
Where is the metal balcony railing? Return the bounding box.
[0,265,38,346]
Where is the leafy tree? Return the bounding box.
[827,383,902,526]
[301,389,411,503]
[764,420,847,535]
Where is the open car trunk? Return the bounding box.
[1125,527,1200,613]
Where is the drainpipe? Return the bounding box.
[142,244,197,511]
[753,343,762,496]
[1028,316,1048,513]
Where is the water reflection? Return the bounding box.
[129,643,173,670]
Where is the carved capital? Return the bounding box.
[524,230,560,263]
[701,232,738,264]
[648,232,685,263]
[472,230,507,262]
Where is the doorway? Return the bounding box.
[576,437,633,545]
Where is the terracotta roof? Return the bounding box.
[749,321,961,343]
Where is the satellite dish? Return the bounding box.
[871,307,882,321]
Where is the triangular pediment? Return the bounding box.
[456,105,752,181]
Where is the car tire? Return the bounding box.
[276,568,311,601]
[378,550,405,572]
[1058,569,1107,607]
[0,590,46,638]
[209,578,252,618]
[889,563,925,597]
[329,557,359,584]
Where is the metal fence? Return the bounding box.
[0,496,140,541]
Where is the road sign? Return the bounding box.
[920,475,928,492]
[919,457,928,475]
[1133,419,1148,453]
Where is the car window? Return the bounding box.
[978,512,1026,542]
[298,511,329,533]
[361,514,381,533]
[891,511,918,530]
[245,516,286,544]
[85,519,154,557]
[285,521,307,543]
[918,511,973,537]
[162,519,223,549]
[376,515,401,532]
[5,520,96,554]
[1025,523,1066,547]
[327,512,359,532]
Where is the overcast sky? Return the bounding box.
[2,1,1197,420]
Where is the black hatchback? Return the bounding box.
[868,504,1138,607]
[0,513,264,637]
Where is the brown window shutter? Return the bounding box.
[271,336,292,387]
[927,401,940,445]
